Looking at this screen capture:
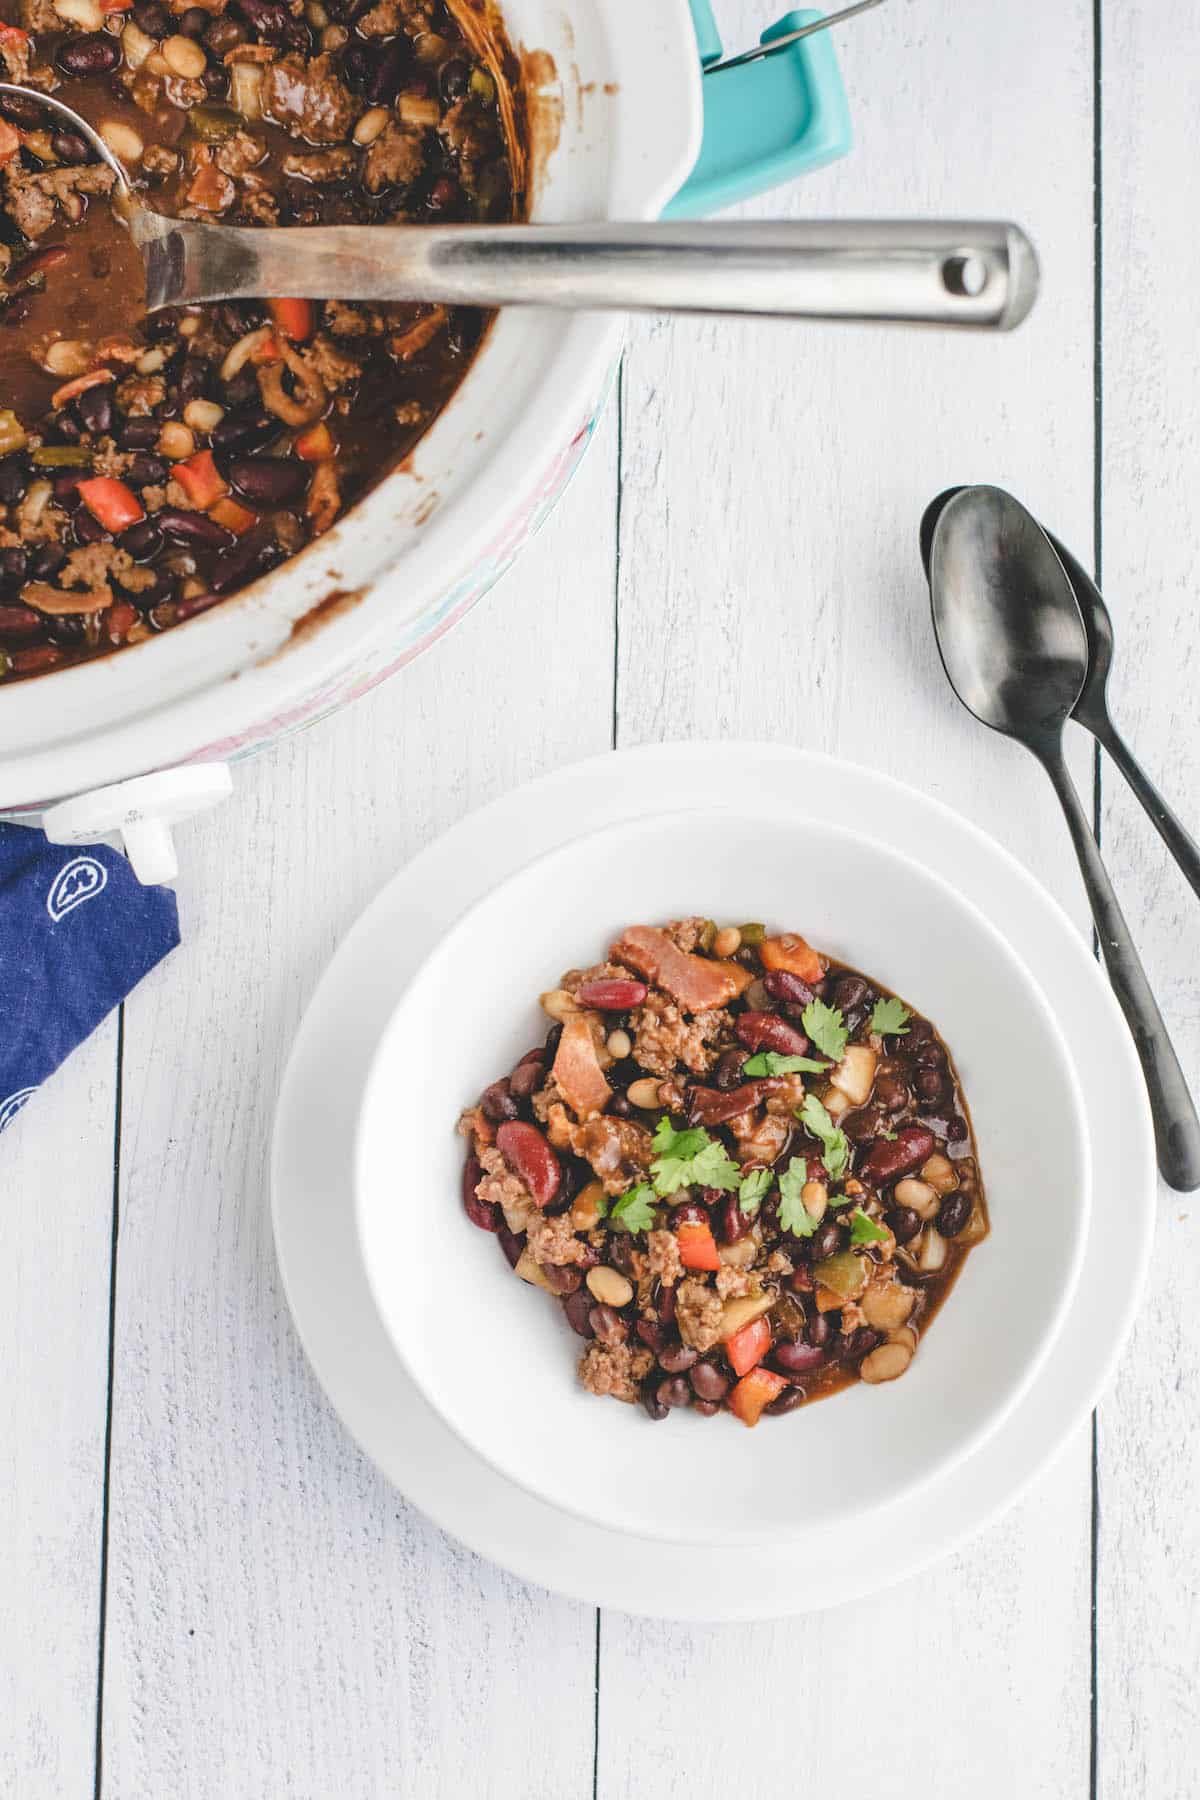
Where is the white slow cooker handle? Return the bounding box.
[41,764,233,885]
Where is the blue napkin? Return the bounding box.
[0,824,179,1135]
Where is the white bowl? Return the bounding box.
[355,808,1090,1547]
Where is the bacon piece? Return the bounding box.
[610,925,751,1012]
[551,1014,612,1122]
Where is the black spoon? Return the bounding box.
[926,484,1200,1191]
[922,486,1200,900]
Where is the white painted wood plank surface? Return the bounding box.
[97,415,618,1798]
[0,1027,116,1800]
[605,1,1097,1794]
[1097,5,1200,1795]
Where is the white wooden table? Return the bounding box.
[4,2,1198,1793]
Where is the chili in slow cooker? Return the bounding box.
[0,0,520,679]
[458,918,988,1425]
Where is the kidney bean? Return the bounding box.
[858,1124,937,1187]
[806,1308,831,1349]
[542,1263,582,1296]
[938,1190,973,1237]
[763,968,815,1010]
[0,603,41,639]
[686,1079,782,1128]
[509,1059,543,1101]
[364,34,408,102]
[735,1012,809,1056]
[887,1204,922,1245]
[9,645,64,675]
[944,1115,969,1143]
[635,1318,665,1354]
[480,1078,519,1124]
[210,525,283,593]
[689,1361,730,1402]
[495,1120,560,1208]
[461,1155,499,1232]
[574,977,647,1010]
[657,1375,692,1410]
[0,458,29,507]
[156,508,236,551]
[714,1192,750,1245]
[809,1219,842,1262]
[669,1199,707,1229]
[228,456,308,509]
[497,1224,525,1269]
[766,1385,808,1416]
[642,1387,669,1422]
[658,1341,698,1375]
[564,1288,594,1338]
[772,1339,825,1376]
[57,31,121,74]
[692,1398,722,1417]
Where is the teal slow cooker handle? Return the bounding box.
[666,4,853,218]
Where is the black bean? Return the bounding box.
[772,1339,825,1376]
[887,1204,922,1246]
[0,549,30,595]
[656,1375,692,1410]
[563,1287,594,1339]
[179,5,208,32]
[541,1264,581,1297]
[155,508,236,550]
[840,1326,881,1364]
[0,90,46,128]
[0,456,29,507]
[51,129,94,166]
[635,1318,665,1355]
[29,544,66,581]
[73,509,108,546]
[56,32,121,75]
[873,1074,909,1112]
[692,1398,721,1417]
[365,36,408,104]
[830,974,869,1012]
[228,457,308,509]
[210,522,285,591]
[75,384,114,436]
[688,1360,730,1403]
[201,63,230,96]
[766,1385,808,1416]
[712,1047,746,1092]
[118,520,163,561]
[915,1069,949,1107]
[937,1190,973,1238]
[496,1224,524,1269]
[656,1282,677,1328]
[641,1387,669,1422]
[339,40,370,87]
[233,0,308,47]
[120,418,160,450]
[657,1341,698,1375]
[133,0,171,33]
[51,471,86,505]
[608,1093,632,1118]
[127,453,169,488]
[440,57,469,101]
[809,1219,842,1262]
[210,408,275,458]
[480,1078,519,1124]
[806,1308,831,1349]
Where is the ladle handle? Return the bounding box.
[1042,750,1200,1190]
[144,217,1039,327]
[1090,715,1200,906]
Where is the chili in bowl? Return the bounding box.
[355,810,1091,1547]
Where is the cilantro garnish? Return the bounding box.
[741,1051,831,1078]
[777,1157,819,1237]
[849,1208,889,1246]
[649,1117,740,1196]
[609,1184,656,1233]
[870,997,912,1037]
[801,999,849,1063]
[796,1093,850,1181]
[737,1167,773,1215]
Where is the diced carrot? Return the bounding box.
[760,933,824,984]
[76,477,143,534]
[0,24,29,45]
[101,0,131,10]
[725,1316,771,1379]
[252,331,281,364]
[50,369,115,410]
[676,1220,721,1273]
[185,154,235,213]
[0,119,20,167]
[295,420,333,461]
[268,297,314,342]
[172,449,227,511]
[729,1366,788,1427]
[209,496,256,536]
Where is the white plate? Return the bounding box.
[271,743,1155,1620]
[355,808,1090,1548]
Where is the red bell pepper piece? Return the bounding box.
[725,1315,771,1378]
[676,1219,721,1272]
[729,1366,788,1427]
[268,297,314,342]
[295,420,333,461]
[173,449,227,511]
[76,477,143,534]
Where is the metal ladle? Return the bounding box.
[927,483,1200,1191]
[0,83,1038,327]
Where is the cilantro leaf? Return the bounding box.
[737,1167,773,1215]
[649,1116,740,1196]
[870,997,912,1037]
[849,1207,889,1245]
[796,1092,850,1181]
[801,999,849,1063]
[609,1184,656,1233]
[777,1157,818,1237]
[741,1051,831,1077]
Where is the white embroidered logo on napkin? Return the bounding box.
[46,856,108,924]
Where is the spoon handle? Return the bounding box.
[1042,751,1200,1190]
[1086,714,1200,905]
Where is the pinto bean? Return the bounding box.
[858,1125,937,1187]
[495,1120,560,1208]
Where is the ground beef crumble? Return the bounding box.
[631,993,732,1077]
[578,1340,654,1404]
